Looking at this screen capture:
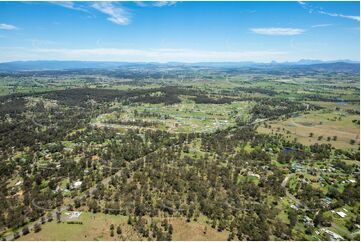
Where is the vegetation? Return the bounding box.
[0,65,359,241]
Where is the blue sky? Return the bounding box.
[0,1,359,62]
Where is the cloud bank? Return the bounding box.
[251,28,305,36]
[0,47,288,62]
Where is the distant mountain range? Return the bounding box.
[0,60,359,73]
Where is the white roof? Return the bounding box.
[290,204,299,210]
[321,228,343,240]
[72,181,83,189]
[336,211,346,218]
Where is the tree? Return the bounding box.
[218,219,226,231]
[56,211,61,223]
[47,213,53,222]
[22,225,30,235]
[277,151,292,164]
[34,223,42,233]
[13,232,20,239]
[227,231,235,241]
[74,198,81,208]
[288,209,298,228]
[116,225,122,235]
[305,227,313,235]
[168,224,173,234]
[313,212,325,227]
[127,215,133,225]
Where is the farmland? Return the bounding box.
[258,108,360,149]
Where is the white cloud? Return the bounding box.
[298,2,360,22]
[153,1,177,7]
[135,1,177,7]
[0,23,17,30]
[319,10,360,22]
[134,1,148,7]
[311,24,332,28]
[251,28,305,36]
[50,1,88,12]
[0,47,288,62]
[92,2,130,25]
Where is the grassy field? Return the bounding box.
[257,109,360,149]
[19,212,228,241]
[19,212,136,241]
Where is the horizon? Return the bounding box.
[0,1,360,62]
[0,59,360,64]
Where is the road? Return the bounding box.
[281,173,293,188]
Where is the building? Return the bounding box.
[321,197,333,207]
[247,171,260,179]
[71,180,83,189]
[290,204,299,210]
[65,211,82,220]
[303,216,314,227]
[336,211,347,218]
[321,228,344,241]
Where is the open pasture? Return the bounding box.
[258,109,360,149]
[19,212,227,241]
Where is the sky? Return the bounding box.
[0,1,359,63]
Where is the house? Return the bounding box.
[65,211,82,220]
[336,211,347,218]
[321,228,344,241]
[71,180,83,189]
[247,171,260,179]
[63,147,73,152]
[303,216,314,227]
[291,162,304,172]
[321,197,332,207]
[290,204,299,210]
